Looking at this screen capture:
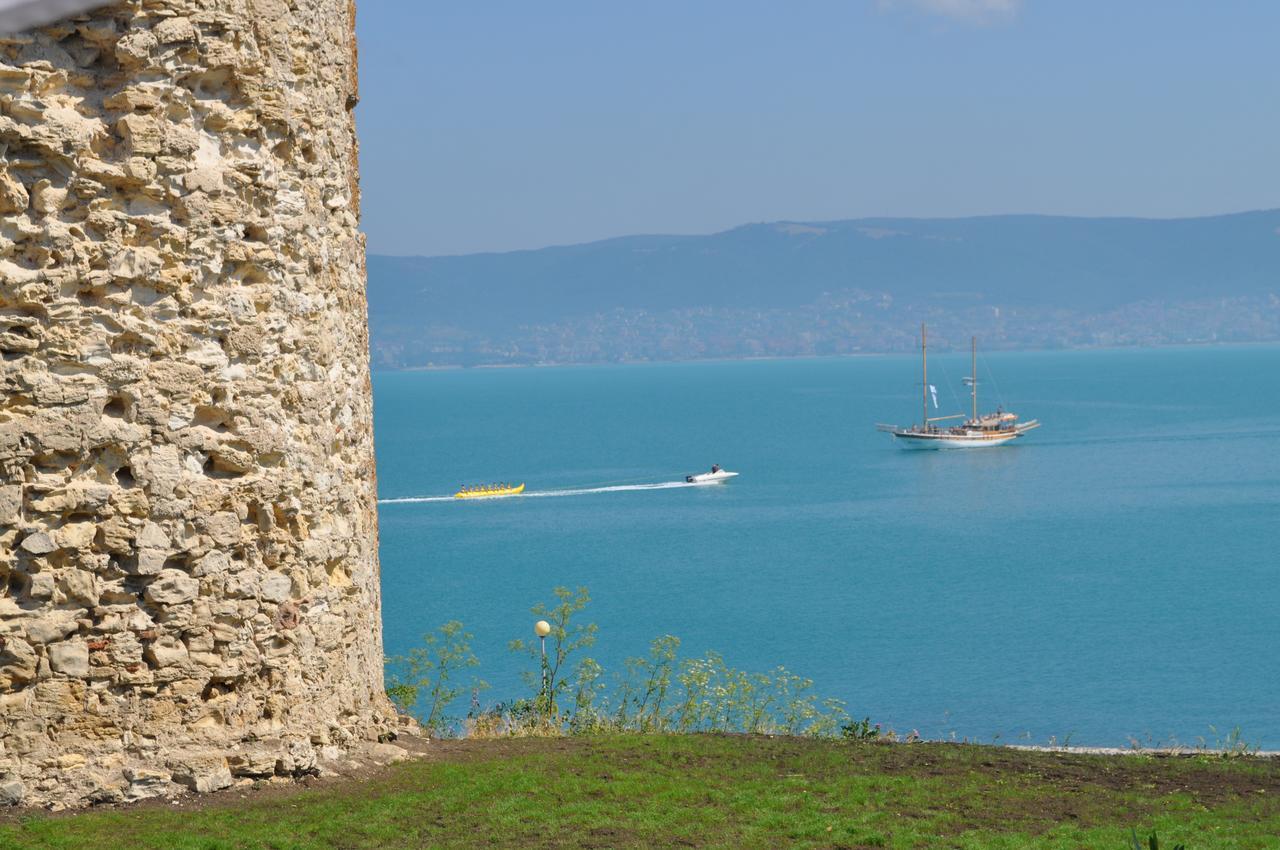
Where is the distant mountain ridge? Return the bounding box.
[367,211,1280,368]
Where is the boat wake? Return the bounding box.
[525,481,695,499]
[378,480,697,505]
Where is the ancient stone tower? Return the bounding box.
[0,0,396,806]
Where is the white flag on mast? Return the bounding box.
[928,384,938,409]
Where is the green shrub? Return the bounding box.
[394,586,858,739]
[384,620,486,734]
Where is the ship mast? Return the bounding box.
[921,323,928,430]
[971,335,977,423]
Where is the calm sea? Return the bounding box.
[372,345,1280,747]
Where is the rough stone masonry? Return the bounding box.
[0,0,399,807]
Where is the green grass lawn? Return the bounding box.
[3,735,1279,849]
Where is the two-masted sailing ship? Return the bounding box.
[877,325,1040,449]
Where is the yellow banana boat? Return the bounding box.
[454,482,525,499]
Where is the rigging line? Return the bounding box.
[980,353,1007,410]
[932,350,966,416]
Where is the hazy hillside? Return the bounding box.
[367,211,1280,368]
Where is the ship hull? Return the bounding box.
[890,420,1039,449]
[686,470,739,485]
[893,431,1021,449]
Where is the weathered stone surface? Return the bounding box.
[0,487,21,523]
[153,16,196,44]
[48,641,89,678]
[0,170,28,214]
[227,746,280,778]
[259,572,292,603]
[25,617,78,645]
[0,0,395,809]
[369,742,412,765]
[0,779,25,806]
[0,639,38,689]
[169,754,234,793]
[122,768,173,802]
[18,533,57,555]
[145,569,199,605]
[143,635,189,668]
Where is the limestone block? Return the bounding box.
[30,179,67,215]
[59,521,97,551]
[227,746,279,778]
[223,572,257,599]
[48,641,89,678]
[368,742,411,765]
[145,570,198,606]
[202,512,241,547]
[29,486,111,515]
[26,573,54,601]
[192,550,231,577]
[136,522,170,550]
[107,634,143,666]
[208,621,238,643]
[114,30,157,67]
[122,768,172,802]
[116,114,163,157]
[57,570,100,608]
[0,486,21,524]
[123,157,157,183]
[19,532,57,555]
[183,168,222,194]
[0,170,28,214]
[138,445,182,497]
[183,629,214,652]
[24,618,77,645]
[0,638,37,687]
[208,445,255,474]
[56,754,86,771]
[0,779,25,806]
[259,572,292,603]
[136,549,170,576]
[143,635,188,668]
[108,246,162,281]
[169,754,233,793]
[153,17,196,44]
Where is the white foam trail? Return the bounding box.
[377,495,455,504]
[378,480,698,505]
[524,481,695,498]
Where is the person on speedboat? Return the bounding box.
[710,464,721,474]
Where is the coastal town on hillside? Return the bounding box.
[371,291,1280,368]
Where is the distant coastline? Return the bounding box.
[373,338,1280,374]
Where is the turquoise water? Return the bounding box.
[373,346,1280,747]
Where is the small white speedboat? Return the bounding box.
[685,466,738,485]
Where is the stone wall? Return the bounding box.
[0,0,396,807]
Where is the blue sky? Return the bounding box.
[355,1,1279,256]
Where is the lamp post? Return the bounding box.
[534,620,551,714]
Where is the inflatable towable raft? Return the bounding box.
[454,483,525,499]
